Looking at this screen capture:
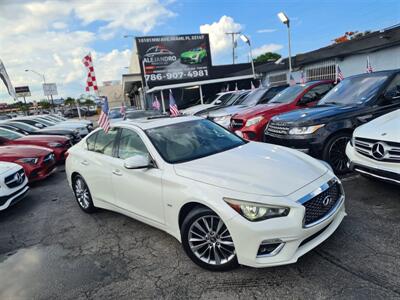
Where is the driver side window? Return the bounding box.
[383,74,400,103]
[117,129,149,160]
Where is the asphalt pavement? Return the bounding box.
[0,168,399,299]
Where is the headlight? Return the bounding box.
[224,198,290,222]
[213,115,230,123]
[16,157,38,164]
[288,124,325,135]
[245,116,264,127]
[48,142,63,148]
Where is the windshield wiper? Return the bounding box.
[323,101,341,105]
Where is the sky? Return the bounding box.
[0,0,399,102]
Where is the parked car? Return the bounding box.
[44,114,93,129]
[0,127,71,162]
[181,91,235,116]
[66,116,345,271]
[110,110,161,123]
[2,121,81,144]
[230,81,334,141]
[0,145,56,182]
[0,161,29,211]
[180,47,207,64]
[63,107,92,118]
[346,109,400,184]
[264,70,400,174]
[202,85,289,128]
[34,115,93,133]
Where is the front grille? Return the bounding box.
[4,169,25,188]
[230,118,244,129]
[354,137,400,162]
[266,121,290,136]
[303,183,342,226]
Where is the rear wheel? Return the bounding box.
[181,207,238,271]
[73,175,96,213]
[323,132,352,175]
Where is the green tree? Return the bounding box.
[253,52,281,64]
[39,100,51,109]
[83,99,95,108]
[64,97,76,107]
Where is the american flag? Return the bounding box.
[289,74,296,86]
[250,81,256,90]
[366,56,373,73]
[82,53,98,92]
[98,97,110,132]
[337,65,344,81]
[120,102,126,120]
[300,70,306,84]
[169,90,179,116]
[152,96,161,110]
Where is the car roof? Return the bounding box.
[113,115,202,130]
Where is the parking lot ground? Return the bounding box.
[0,168,399,300]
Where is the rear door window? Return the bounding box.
[93,129,118,156]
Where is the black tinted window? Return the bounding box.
[93,129,118,156]
[117,129,148,159]
[384,74,400,102]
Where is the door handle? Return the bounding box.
[112,169,122,176]
[80,160,89,166]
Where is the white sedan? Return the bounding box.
[0,162,29,211]
[66,116,346,271]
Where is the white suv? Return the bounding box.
[346,109,400,184]
[0,161,29,211]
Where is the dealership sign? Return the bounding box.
[136,34,212,85]
[43,83,58,96]
[15,86,31,97]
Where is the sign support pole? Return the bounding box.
[160,90,166,113]
[199,85,204,105]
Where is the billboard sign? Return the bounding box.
[136,34,212,85]
[15,86,31,97]
[43,83,58,96]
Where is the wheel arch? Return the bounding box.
[178,202,211,230]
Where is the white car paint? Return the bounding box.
[0,162,29,211]
[181,92,234,115]
[66,116,346,269]
[346,109,400,184]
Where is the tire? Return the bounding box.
[181,206,238,271]
[72,175,96,213]
[322,132,352,175]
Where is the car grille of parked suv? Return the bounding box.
[354,137,400,162]
[303,182,342,227]
[230,118,244,130]
[4,169,25,188]
[265,121,290,136]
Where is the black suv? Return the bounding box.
[264,69,400,174]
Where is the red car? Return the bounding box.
[0,145,56,182]
[229,80,335,141]
[0,128,70,162]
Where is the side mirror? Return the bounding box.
[124,154,152,169]
[215,100,222,105]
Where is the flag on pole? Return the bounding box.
[250,81,256,90]
[82,53,98,92]
[366,56,373,73]
[0,59,17,100]
[289,74,296,86]
[120,102,126,119]
[152,96,161,111]
[235,83,238,91]
[300,70,306,84]
[169,89,179,116]
[98,97,110,133]
[337,65,344,82]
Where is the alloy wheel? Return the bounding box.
[74,178,90,209]
[328,136,351,173]
[188,215,235,266]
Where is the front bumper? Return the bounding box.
[0,184,29,211]
[225,176,346,268]
[346,143,400,185]
[263,132,324,155]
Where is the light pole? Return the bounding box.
[225,32,241,64]
[277,12,292,78]
[240,34,256,79]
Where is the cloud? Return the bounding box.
[257,28,276,33]
[252,44,284,57]
[0,0,174,101]
[200,16,242,58]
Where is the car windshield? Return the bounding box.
[269,85,306,103]
[224,92,245,106]
[35,118,55,126]
[0,128,23,140]
[146,119,246,164]
[319,74,389,105]
[240,88,269,106]
[8,122,38,132]
[206,93,231,104]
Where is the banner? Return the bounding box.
[0,59,17,100]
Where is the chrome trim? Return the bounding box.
[257,239,285,258]
[355,168,400,184]
[303,195,344,228]
[354,138,400,162]
[297,178,339,205]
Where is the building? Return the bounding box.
[98,80,124,108]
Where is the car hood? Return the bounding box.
[0,161,21,175]
[174,142,327,197]
[182,104,215,115]
[233,103,290,119]
[17,135,69,143]
[272,104,362,125]
[354,109,400,143]
[0,145,52,158]
[208,105,249,118]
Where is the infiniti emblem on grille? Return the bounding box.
[322,195,332,207]
[14,172,23,184]
[371,142,386,160]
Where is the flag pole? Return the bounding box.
[160,90,166,113]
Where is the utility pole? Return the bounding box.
[225,32,241,64]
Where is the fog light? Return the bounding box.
[257,239,285,257]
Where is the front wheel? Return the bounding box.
[73,175,96,213]
[181,207,238,271]
[322,132,352,175]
